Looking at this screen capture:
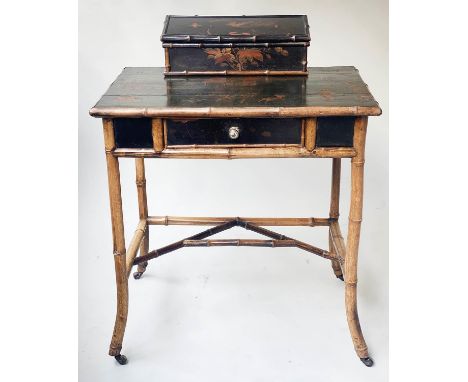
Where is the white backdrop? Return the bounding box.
[79,1,388,381]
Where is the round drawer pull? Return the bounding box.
[228,126,240,140]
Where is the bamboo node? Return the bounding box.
[345,281,358,287]
[351,160,365,166]
[355,345,369,353]
[164,216,168,226]
[136,180,146,187]
[348,217,362,223]
[109,344,122,355]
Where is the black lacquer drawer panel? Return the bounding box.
[166,47,307,74]
[114,118,153,149]
[315,117,355,148]
[166,118,303,146]
[111,116,357,151]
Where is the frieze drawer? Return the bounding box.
[165,118,303,147]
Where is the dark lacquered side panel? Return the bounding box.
[168,46,306,73]
[113,118,153,149]
[166,118,302,146]
[315,117,355,147]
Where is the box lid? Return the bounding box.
[161,15,310,44]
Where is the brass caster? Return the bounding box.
[133,271,143,280]
[360,357,374,367]
[115,354,128,365]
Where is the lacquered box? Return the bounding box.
[161,15,310,76]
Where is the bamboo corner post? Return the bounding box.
[304,118,317,151]
[152,119,164,152]
[103,119,129,365]
[344,116,373,367]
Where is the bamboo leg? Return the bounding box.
[330,233,343,279]
[329,158,344,280]
[103,119,129,365]
[133,158,149,280]
[344,117,372,367]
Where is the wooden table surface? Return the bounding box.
[90,67,381,118]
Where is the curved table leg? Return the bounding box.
[104,119,129,364]
[329,158,344,280]
[331,258,344,281]
[109,252,129,364]
[133,158,149,280]
[134,236,149,279]
[344,117,373,367]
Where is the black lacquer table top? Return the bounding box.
[90,67,381,118]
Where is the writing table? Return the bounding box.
[90,66,382,366]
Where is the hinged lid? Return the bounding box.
[161,15,310,45]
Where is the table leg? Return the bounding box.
[344,117,373,367]
[329,158,344,280]
[103,120,129,365]
[133,158,149,280]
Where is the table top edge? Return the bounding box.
[90,66,382,119]
[89,105,382,118]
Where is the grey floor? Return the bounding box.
[79,157,388,382]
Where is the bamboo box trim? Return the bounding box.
[163,70,309,76]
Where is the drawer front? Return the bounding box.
[166,118,303,147]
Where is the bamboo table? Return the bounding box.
[90,67,381,367]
